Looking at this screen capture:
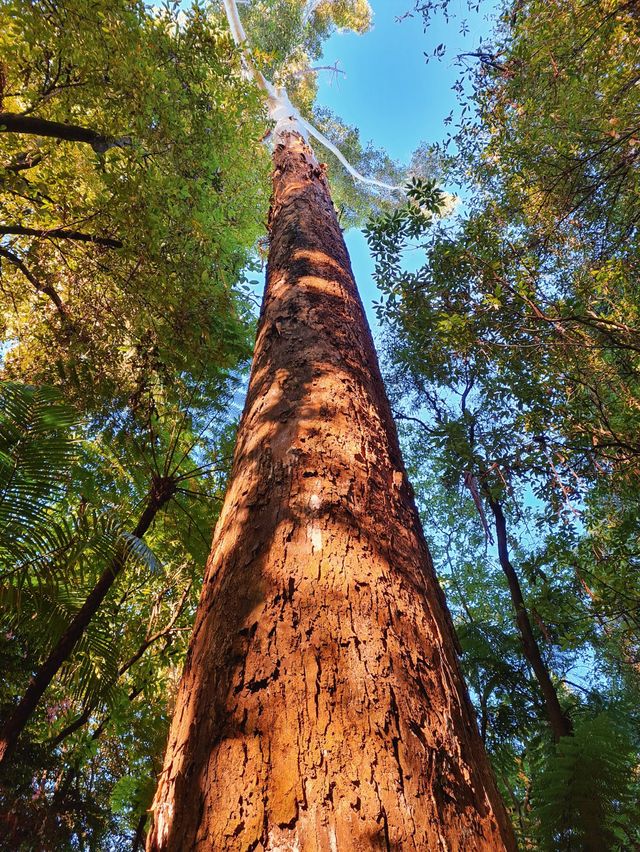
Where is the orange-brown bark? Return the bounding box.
[147,133,516,851]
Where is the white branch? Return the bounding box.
[302,0,328,26]
[221,0,403,193]
[222,0,249,46]
[299,116,402,192]
[289,62,345,80]
[221,0,269,92]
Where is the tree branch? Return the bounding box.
[486,493,573,742]
[4,152,44,172]
[289,62,345,81]
[456,51,505,72]
[118,581,192,677]
[0,225,122,248]
[0,112,130,153]
[0,246,68,318]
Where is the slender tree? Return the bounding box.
[0,473,175,770]
[486,495,572,742]
[147,8,515,846]
[147,125,514,852]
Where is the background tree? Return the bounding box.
[0,0,268,419]
[0,379,243,848]
[365,0,640,845]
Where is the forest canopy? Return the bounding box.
[0,0,638,849]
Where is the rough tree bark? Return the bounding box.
[147,133,516,851]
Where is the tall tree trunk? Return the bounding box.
[0,478,174,771]
[488,497,572,742]
[147,133,515,851]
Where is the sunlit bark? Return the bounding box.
[147,132,515,851]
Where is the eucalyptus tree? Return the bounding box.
[146,1,514,849]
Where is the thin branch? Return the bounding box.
[0,246,68,319]
[300,114,403,192]
[118,581,192,677]
[163,375,208,478]
[456,51,505,72]
[289,62,345,81]
[175,487,223,502]
[174,461,231,483]
[171,497,211,549]
[393,411,436,435]
[4,152,44,172]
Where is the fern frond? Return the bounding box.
[532,712,640,851]
[0,382,79,548]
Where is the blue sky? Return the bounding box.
[316,0,494,161]
[313,0,495,326]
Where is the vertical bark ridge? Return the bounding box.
[147,133,516,851]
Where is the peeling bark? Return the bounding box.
[147,133,515,851]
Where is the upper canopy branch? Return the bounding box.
[0,112,130,152]
[0,225,122,248]
[221,0,402,193]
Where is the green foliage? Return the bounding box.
[0,373,243,847]
[240,0,372,84]
[0,0,269,419]
[532,713,640,851]
[473,0,640,258]
[0,9,268,840]
[364,176,447,244]
[367,0,640,841]
[0,381,78,554]
[0,382,151,709]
